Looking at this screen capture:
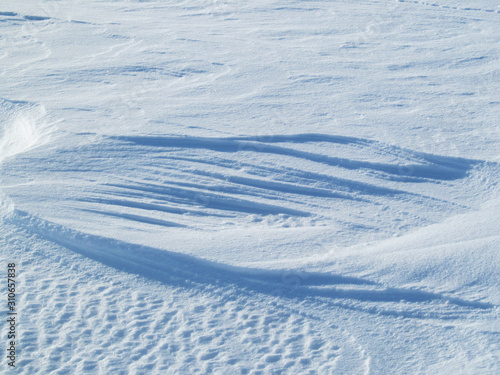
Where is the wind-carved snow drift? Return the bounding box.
[1,1,499,372]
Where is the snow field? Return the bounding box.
[1,0,499,374]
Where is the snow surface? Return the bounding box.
[1,0,499,374]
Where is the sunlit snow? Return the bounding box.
[1,1,499,374]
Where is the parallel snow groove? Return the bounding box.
[0,12,51,21]
[79,208,187,228]
[112,134,477,180]
[79,198,232,218]
[160,155,414,196]
[155,155,463,211]
[52,131,477,232]
[226,133,366,145]
[149,169,358,200]
[0,121,475,234]
[396,0,500,14]
[101,182,312,217]
[8,210,494,320]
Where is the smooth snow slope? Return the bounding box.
[1,1,499,374]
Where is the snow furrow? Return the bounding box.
[113,134,476,180]
[397,0,500,15]
[2,219,368,374]
[5,208,493,321]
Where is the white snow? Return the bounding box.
[1,0,499,374]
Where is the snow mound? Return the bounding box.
[0,98,55,162]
